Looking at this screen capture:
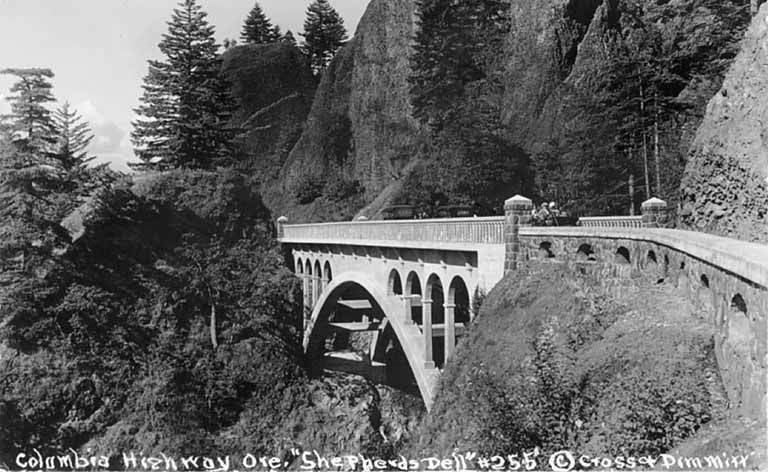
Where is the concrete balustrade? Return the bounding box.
[578,216,643,228]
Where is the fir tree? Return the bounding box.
[131,0,238,169]
[282,30,297,46]
[0,68,57,153]
[50,102,95,172]
[301,0,348,74]
[241,2,279,44]
[409,0,508,130]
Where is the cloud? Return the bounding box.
[0,93,10,115]
[75,100,125,154]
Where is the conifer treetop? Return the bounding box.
[241,2,280,44]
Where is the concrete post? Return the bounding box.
[422,298,435,369]
[641,197,668,228]
[402,296,414,325]
[302,274,310,310]
[504,195,533,273]
[276,216,288,239]
[444,302,456,362]
[312,275,321,304]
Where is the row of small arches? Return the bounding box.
[387,269,471,310]
[536,242,751,317]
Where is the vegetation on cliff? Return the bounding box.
[409,263,729,459]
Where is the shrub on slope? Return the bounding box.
[409,264,725,460]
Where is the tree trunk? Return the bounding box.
[639,81,651,199]
[210,302,218,350]
[654,91,661,198]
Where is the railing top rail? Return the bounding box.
[578,216,642,221]
[282,216,505,228]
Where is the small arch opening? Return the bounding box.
[323,261,332,288]
[576,243,596,261]
[538,241,555,259]
[426,273,445,369]
[731,294,747,315]
[405,271,423,325]
[700,274,710,288]
[680,261,686,271]
[388,269,403,296]
[615,247,631,265]
[647,250,657,264]
[448,276,471,324]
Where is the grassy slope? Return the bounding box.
[407,263,765,465]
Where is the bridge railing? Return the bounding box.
[577,216,643,228]
[280,216,506,246]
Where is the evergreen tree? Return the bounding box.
[282,30,297,46]
[131,0,238,169]
[0,68,57,153]
[50,102,95,172]
[301,0,348,74]
[409,0,508,130]
[241,2,280,44]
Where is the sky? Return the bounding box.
[0,0,367,171]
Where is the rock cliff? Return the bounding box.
[264,0,421,222]
[679,4,768,242]
[221,43,316,185]
[244,0,745,222]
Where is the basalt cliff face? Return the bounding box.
[679,4,768,243]
[263,0,421,222]
[240,0,743,222]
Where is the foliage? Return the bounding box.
[282,30,297,47]
[294,173,325,204]
[324,171,362,202]
[50,102,95,172]
[0,68,57,153]
[404,0,531,216]
[534,0,750,214]
[240,2,281,44]
[301,0,348,74]
[409,0,508,131]
[409,265,723,459]
[0,170,306,461]
[131,0,238,169]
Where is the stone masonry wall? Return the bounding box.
[519,235,767,419]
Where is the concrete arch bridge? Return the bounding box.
[278,196,768,414]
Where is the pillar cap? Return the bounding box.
[504,195,533,209]
[355,215,369,221]
[277,215,288,223]
[641,197,667,209]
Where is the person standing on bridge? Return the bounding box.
[534,203,551,226]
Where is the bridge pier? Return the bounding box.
[423,298,435,368]
[302,273,310,310]
[401,295,414,325]
[445,302,456,362]
[312,273,321,305]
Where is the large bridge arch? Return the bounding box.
[302,271,438,408]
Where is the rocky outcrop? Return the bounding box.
[679,5,768,242]
[268,0,421,221]
[501,0,606,150]
[221,43,316,185]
